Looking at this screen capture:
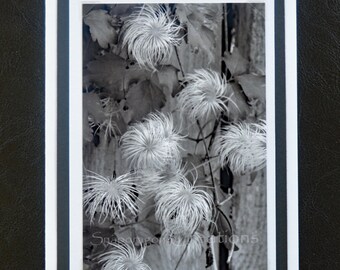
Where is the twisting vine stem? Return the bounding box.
[173,120,219,270]
[174,225,200,270]
[174,46,185,78]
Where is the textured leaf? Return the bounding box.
[108,4,136,18]
[176,4,221,65]
[235,74,266,104]
[83,224,116,266]
[215,206,234,251]
[83,26,102,67]
[83,92,106,142]
[144,245,171,270]
[84,54,150,99]
[84,9,118,49]
[152,65,180,96]
[227,83,251,121]
[182,154,206,183]
[224,48,249,76]
[114,223,159,245]
[125,80,166,122]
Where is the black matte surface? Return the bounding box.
[275,1,287,269]
[0,0,45,269]
[298,0,340,269]
[57,0,69,269]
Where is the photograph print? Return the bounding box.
[82,3,268,270]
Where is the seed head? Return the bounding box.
[99,241,151,270]
[155,176,213,233]
[120,113,183,170]
[160,226,205,261]
[177,69,234,120]
[122,5,182,71]
[83,170,141,224]
[214,120,266,175]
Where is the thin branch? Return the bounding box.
[174,225,199,270]
[197,120,218,203]
[174,46,185,78]
[185,156,219,175]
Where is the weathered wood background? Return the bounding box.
[83,3,266,270]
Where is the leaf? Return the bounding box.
[152,65,180,96]
[182,154,206,183]
[84,54,150,100]
[224,48,249,76]
[235,74,266,104]
[125,80,166,123]
[215,206,234,251]
[176,4,222,65]
[83,92,106,142]
[83,224,116,263]
[84,9,118,49]
[108,4,136,18]
[144,245,171,270]
[84,92,107,122]
[227,83,251,121]
[83,26,102,67]
[114,223,159,245]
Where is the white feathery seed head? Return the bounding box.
[177,69,234,120]
[99,241,151,270]
[135,169,165,195]
[155,176,213,233]
[160,226,205,260]
[120,112,183,170]
[83,170,141,224]
[122,4,182,71]
[136,160,186,195]
[100,111,121,140]
[214,120,267,175]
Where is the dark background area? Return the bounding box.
[0,0,45,269]
[0,0,338,269]
[297,0,340,269]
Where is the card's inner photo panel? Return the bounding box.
[82,3,266,269]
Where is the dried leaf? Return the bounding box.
[227,83,251,121]
[144,245,171,270]
[235,74,266,104]
[176,4,221,65]
[114,223,158,245]
[83,93,106,142]
[83,224,116,264]
[84,93,107,122]
[84,54,150,100]
[84,9,118,49]
[108,4,137,18]
[125,80,166,122]
[83,27,102,67]
[182,154,206,183]
[224,48,249,76]
[215,206,234,251]
[152,65,180,96]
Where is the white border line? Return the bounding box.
[69,1,277,270]
[265,0,276,269]
[45,0,58,269]
[285,0,299,269]
[80,0,266,3]
[70,0,84,269]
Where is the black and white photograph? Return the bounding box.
[6,0,340,269]
[80,3,271,270]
